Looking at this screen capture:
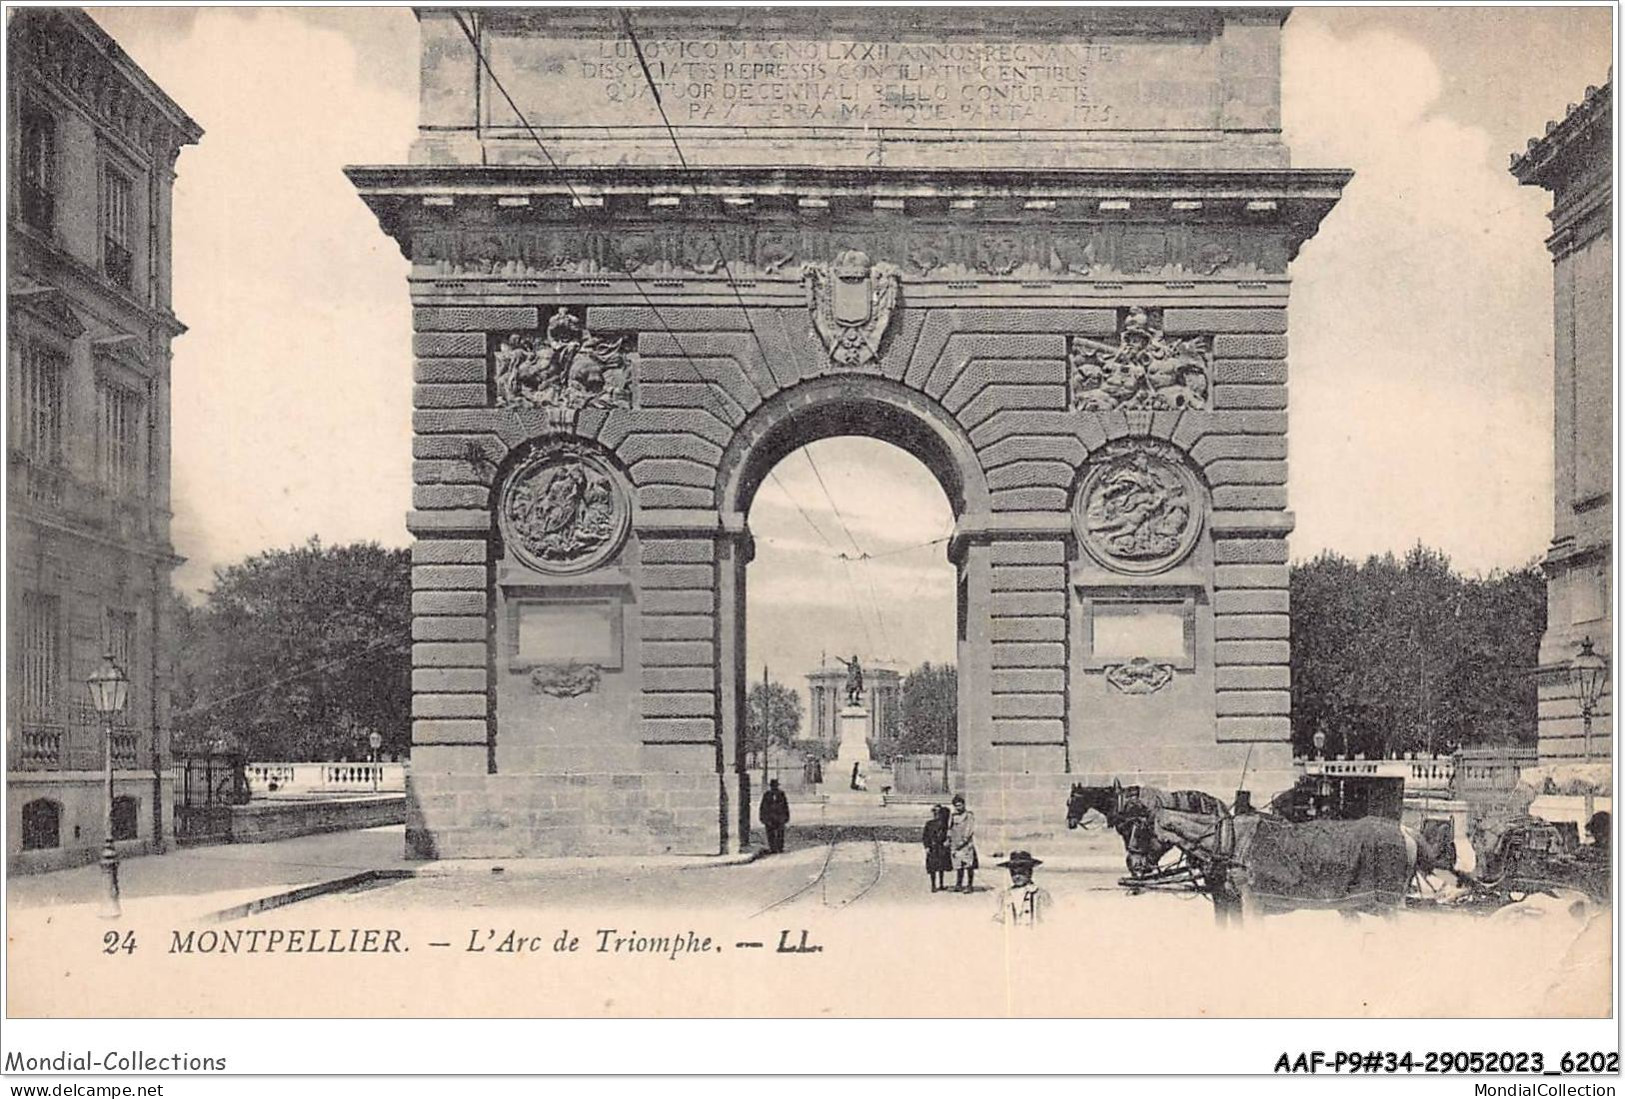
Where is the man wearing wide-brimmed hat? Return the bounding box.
[993,850,1052,927]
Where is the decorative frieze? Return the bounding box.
[408,221,1288,282]
[1069,307,1211,411]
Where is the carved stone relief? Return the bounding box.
[409,222,1289,282]
[1069,307,1211,412]
[1075,440,1204,575]
[530,663,601,698]
[803,250,901,367]
[499,442,630,575]
[494,308,631,415]
[1104,658,1176,695]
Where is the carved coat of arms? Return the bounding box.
[1070,307,1211,412]
[803,250,901,367]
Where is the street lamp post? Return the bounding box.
[86,652,130,920]
[1570,637,1609,763]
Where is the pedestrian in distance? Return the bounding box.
[993,850,1052,927]
[922,804,952,893]
[759,778,790,854]
[948,794,978,892]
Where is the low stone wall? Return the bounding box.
[228,795,407,844]
[406,772,722,859]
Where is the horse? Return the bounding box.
[1065,783,1116,829]
[1147,805,1444,924]
[1066,781,1228,879]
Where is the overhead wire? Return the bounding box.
[454,8,851,562]
[458,10,897,657]
[617,9,873,566]
[172,636,411,722]
[449,10,737,430]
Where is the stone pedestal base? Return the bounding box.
[831,705,872,790]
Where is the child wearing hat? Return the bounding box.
[993,850,1052,927]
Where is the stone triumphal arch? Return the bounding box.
[352,7,1346,857]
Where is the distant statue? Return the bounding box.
[835,654,865,707]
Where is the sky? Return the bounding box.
[87,5,1614,715]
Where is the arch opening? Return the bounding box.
[721,382,979,834]
[719,376,989,522]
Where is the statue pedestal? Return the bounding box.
[830,705,872,791]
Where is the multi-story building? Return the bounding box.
[6,9,201,871]
[1512,79,1613,766]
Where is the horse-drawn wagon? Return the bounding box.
[1065,776,1608,922]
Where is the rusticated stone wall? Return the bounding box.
[354,8,1346,859]
[389,274,1317,855]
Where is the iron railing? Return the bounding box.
[104,238,133,290]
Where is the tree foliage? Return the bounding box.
[1290,544,1545,759]
[172,539,412,761]
[898,662,959,757]
[743,679,803,763]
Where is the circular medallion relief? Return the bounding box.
[499,446,630,575]
[1075,444,1204,574]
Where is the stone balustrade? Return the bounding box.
[1299,755,1458,793]
[14,722,144,771]
[243,761,408,795]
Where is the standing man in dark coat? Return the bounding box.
[760,778,791,854]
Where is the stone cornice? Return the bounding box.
[10,9,203,165]
[11,228,188,338]
[350,164,1351,205]
[349,164,1350,273]
[1511,78,1610,196]
[470,6,1287,38]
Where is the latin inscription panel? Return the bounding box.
[488,33,1222,132]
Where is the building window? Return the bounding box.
[16,592,62,722]
[100,165,134,290]
[21,799,62,850]
[1571,569,1609,627]
[19,108,56,232]
[96,381,145,497]
[14,339,66,466]
[106,607,138,676]
[111,796,140,841]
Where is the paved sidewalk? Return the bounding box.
[6,816,1110,924]
[7,825,768,921]
[7,825,417,912]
